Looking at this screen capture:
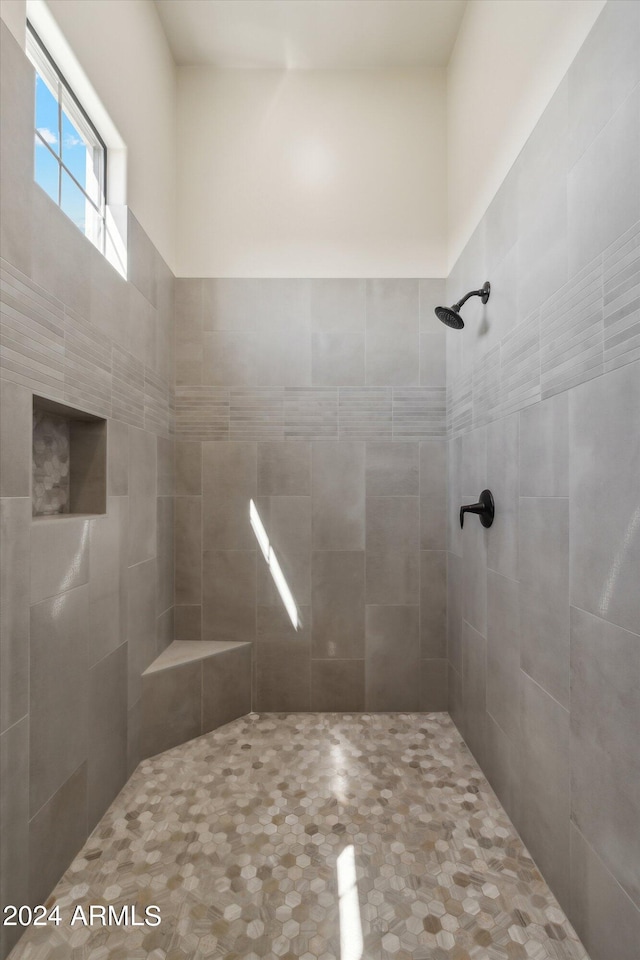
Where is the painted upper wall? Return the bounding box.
[0,0,24,44]
[447,0,606,271]
[176,66,446,278]
[1,0,609,279]
[0,0,177,271]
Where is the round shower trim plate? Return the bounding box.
[481,281,491,304]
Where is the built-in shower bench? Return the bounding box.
[140,640,252,759]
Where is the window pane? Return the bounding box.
[61,106,88,192]
[61,169,87,233]
[35,137,59,203]
[35,73,59,156]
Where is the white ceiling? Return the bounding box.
[155,0,468,69]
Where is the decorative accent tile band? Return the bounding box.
[447,220,640,437]
[603,220,640,373]
[0,259,173,438]
[175,385,446,442]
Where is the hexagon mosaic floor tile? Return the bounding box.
[9,714,588,960]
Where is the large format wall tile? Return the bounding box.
[128,426,157,565]
[255,605,311,711]
[447,436,462,556]
[156,495,174,619]
[569,823,640,960]
[366,442,419,497]
[107,419,129,497]
[175,440,202,495]
[569,361,640,634]
[202,645,252,732]
[311,551,365,660]
[28,763,87,907]
[312,442,365,550]
[419,441,447,550]
[567,0,640,170]
[419,279,447,387]
[0,717,28,958]
[519,393,569,498]
[570,606,640,906]
[516,81,569,319]
[174,604,201,641]
[202,550,256,643]
[419,659,448,711]
[446,551,462,675]
[174,496,202,606]
[486,571,520,740]
[461,516,487,637]
[483,712,518,822]
[203,323,311,387]
[255,495,311,608]
[366,280,419,386]
[89,499,127,667]
[0,498,29,733]
[419,551,446,659]
[202,441,256,550]
[87,643,127,831]
[461,619,486,765]
[568,85,640,276]
[461,426,486,500]
[517,672,571,906]
[127,213,157,308]
[30,517,90,604]
[0,379,31,497]
[519,497,570,707]
[311,659,365,712]
[157,436,174,498]
[29,584,89,818]
[365,605,420,711]
[447,662,463,730]
[0,21,33,277]
[203,278,310,333]
[486,413,519,579]
[257,441,311,496]
[127,559,157,705]
[310,279,365,386]
[366,496,419,604]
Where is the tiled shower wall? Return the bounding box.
[445,3,640,958]
[0,23,175,958]
[173,277,449,712]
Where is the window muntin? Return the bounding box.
[27,22,109,259]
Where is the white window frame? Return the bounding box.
[26,20,126,276]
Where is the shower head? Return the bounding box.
[435,305,465,329]
[435,281,490,330]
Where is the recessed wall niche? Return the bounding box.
[32,396,107,518]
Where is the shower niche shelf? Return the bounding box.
[32,395,107,518]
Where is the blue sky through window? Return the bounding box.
[27,22,123,271]
[34,70,94,228]
[34,73,60,202]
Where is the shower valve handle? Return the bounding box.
[460,489,495,529]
